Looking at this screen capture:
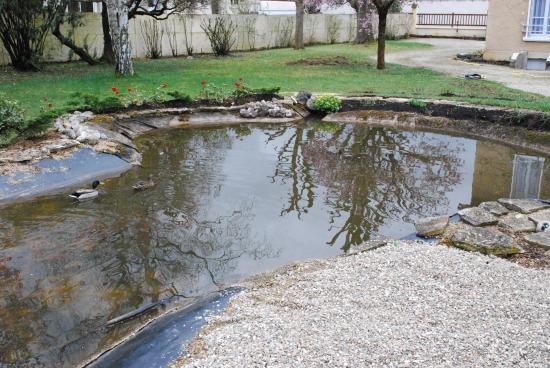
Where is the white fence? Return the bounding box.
[0,13,414,66]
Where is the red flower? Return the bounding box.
[111,87,117,92]
[235,82,241,88]
[201,80,206,85]
[239,76,244,81]
[115,91,121,95]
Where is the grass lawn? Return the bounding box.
[2,41,550,118]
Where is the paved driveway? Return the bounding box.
[386,38,550,97]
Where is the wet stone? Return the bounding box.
[478,201,509,216]
[528,209,550,232]
[450,227,523,255]
[497,198,550,214]
[523,232,550,250]
[498,213,536,233]
[458,207,498,227]
[346,236,391,255]
[415,215,449,237]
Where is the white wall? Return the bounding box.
[0,13,414,66]
[403,0,488,14]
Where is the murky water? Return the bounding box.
[1,120,549,367]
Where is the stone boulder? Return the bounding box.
[346,236,391,255]
[306,96,317,111]
[497,198,550,214]
[458,207,498,227]
[449,227,523,255]
[294,91,312,105]
[415,215,449,237]
[523,232,550,250]
[239,100,294,119]
[498,213,536,233]
[478,201,509,216]
[55,111,102,146]
[528,209,550,232]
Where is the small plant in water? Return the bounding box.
[313,95,342,113]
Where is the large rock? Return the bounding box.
[528,209,550,232]
[498,213,536,233]
[458,207,498,227]
[294,91,312,105]
[306,96,317,111]
[415,215,449,237]
[478,201,509,216]
[450,227,523,255]
[523,232,550,250]
[239,100,294,119]
[497,198,550,214]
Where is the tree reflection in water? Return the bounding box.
[0,128,275,367]
[267,122,464,251]
[0,122,474,366]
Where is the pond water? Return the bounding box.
[1,120,549,367]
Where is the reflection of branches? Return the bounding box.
[269,123,465,251]
[268,126,316,218]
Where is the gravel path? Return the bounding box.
[179,241,550,367]
[385,38,550,97]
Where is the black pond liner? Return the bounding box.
[87,287,244,368]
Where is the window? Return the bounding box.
[527,0,550,38]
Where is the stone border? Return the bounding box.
[324,108,550,157]
[340,96,550,131]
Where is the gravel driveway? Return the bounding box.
[179,241,550,367]
[386,38,550,97]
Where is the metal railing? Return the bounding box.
[417,13,487,27]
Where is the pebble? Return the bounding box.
[181,242,550,367]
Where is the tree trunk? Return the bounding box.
[294,0,304,49]
[52,22,100,65]
[100,2,115,64]
[377,9,388,70]
[356,0,377,44]
[355,0,368,44]
[105,0,134,76]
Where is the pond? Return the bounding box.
[1,120,549,367]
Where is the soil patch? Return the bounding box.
[286,56,364,66]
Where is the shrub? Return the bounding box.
[0,95,26,145]
[67,92,125,113]
[0,94,51,146]
[313,96,342,113]
[166,91,193,103]
[201,17,237,56]
[231,77,281,98]
[140,19,164,59]
[409,99,427,108]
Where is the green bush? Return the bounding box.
[232,86,281,98]
[0,95,26,146]
[313,95,342,113]
[166,91,193,103]
[67,92,125,113]
[0,94,52,146]
[409,99,427,108]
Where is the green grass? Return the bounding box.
[1,41,550,119]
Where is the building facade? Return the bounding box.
[484,0,550,66]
